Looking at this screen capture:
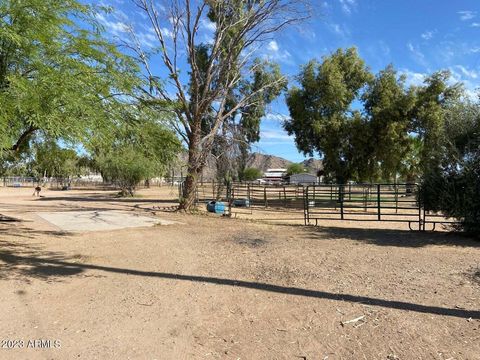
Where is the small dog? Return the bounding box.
[33,185,42,197]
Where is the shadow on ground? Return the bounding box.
[0,224,70,240]
[0,239,478,319]
[0,239,84,282]
[470,268,480,285]
[300,225,480,248]
[38,196,178,204]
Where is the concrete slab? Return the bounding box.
[36,210,177,232]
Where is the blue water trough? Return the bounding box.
[206,201,225,214]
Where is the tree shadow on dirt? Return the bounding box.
[300,225,479,248]
[0,214,22,222]
[469,267,480,285]
[0,224,71,240]
[34,196,179,214]
[0,239,85,282]
[37,196,178,204]
[0,245,478,319]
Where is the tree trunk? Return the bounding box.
[179,167,202,210]
[179,126,204,211]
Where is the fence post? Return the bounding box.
[340,184,344,220]
[264,186,267,208]
[283,186,287,207]
[377,184,381,221]
[423,206,426,231]
[304,186,308,225]
[395,184,398,213]
[363,186,367,212]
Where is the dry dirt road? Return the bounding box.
[0,187,479,359]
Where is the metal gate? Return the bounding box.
[190,181,459,230]
[304,183,459,231]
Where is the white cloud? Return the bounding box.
[401,68,479,101]
[338,0,357,14]
[263,40,292,64]
[134,23,173,47]
[260,130,292,141]
[421,30,435,40]
[161,27,174,39]
[454,65,478,79]
[263,113,291,122]
[298,27,316,40]
[136,29,157,48]
[471,22,480,27]
[329,23,350,37]
[407,42,427,67]
[458,10,476,21]
[447,67,479,100]
[400,69,427,87]
[201,19,216,32]
[267,40,279,52]
[136,10,148,20]
[95,13,130,36]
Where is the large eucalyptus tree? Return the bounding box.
[131,0,310,210]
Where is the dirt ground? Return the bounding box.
[0,186,479,360]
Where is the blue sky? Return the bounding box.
[98,0,480,162]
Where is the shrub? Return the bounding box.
[420,151,480,236]
[97,147,158,196]
[241,167,262,181]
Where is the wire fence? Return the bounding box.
[1,176,169,190]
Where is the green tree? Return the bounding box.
[0,150,32,177]
[420,97,480,235]
[285,51,462,185]
[0,0,138,155]
[286,163,305,176]
[241,167,263,181]
[360,65,418,182]
[96,147,155,197]
[284,48,374,183]
[93,104,181,196]
[31,141,79,179]
[399,137,422,184]
[410,71,462,174]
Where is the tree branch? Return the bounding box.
[8,124,38,152]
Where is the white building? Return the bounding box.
[263,168,287,183]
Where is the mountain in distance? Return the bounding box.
[246,152,323,174]
[173,152,322,180]
[246,152,291,171]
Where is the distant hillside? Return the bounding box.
[246,153,292,172]
[172,152,322,180]
[247,152,323,175]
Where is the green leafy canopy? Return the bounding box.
[0,0,139,154]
